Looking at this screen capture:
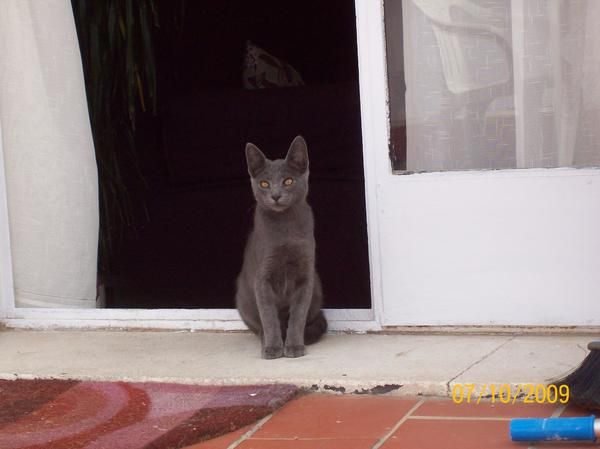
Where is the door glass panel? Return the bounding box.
[385,0,600,173]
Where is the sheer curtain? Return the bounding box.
[0,1,99,307]
[399,0,600,172]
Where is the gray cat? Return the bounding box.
[235,135,327,359]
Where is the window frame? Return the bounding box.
[0,0,388,331]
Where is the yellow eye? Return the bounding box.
[283,178,294,186]
[259,180,269,188]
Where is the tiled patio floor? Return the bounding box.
[2,330,596,448]
[186,394,594,449]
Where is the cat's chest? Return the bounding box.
[262,241,313,297]
[270,241,310,267]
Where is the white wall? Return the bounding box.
[378,168,600,326]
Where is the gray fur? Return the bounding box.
[236,136,327,359]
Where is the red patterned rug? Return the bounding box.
[0,379,298,449]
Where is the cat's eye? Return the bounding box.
[259,180,269,188]
[283,177,294,186]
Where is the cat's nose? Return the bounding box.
[271,193,281,202]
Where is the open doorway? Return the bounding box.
[84,0,371,310]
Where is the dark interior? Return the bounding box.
[105,0,372,309]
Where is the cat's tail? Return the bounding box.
[304,310,328,345]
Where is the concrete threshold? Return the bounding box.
[0,329,594,397]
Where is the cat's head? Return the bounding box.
[245,135,309,212]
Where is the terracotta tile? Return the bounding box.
[239,439,377,449]
[381,419,516,449]
[181,425,251,449]
[415,398,558,418]
[560,404,596,417]
[252,394,418,440]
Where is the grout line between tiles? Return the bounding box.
[553,403,568,417]
[227,413,275,449]
[249,437,378,441]
[445,335,516,393]
[408,415,512,421]
[370,398,426,449]
[521,402,568,449]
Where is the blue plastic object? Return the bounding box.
[510,416,597,442]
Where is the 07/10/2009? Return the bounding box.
[451,383,569,405]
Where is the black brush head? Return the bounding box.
[553,343,600,411]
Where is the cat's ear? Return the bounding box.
[246,143,267,177]
[285,135,309,173]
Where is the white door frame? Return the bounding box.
[0,0,389,332]
[3,2,598,332]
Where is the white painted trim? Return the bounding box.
[0,120,16,319]
[354,0,390,327]
[1,308,378,332]
[2,319,381,332]
[381,325,600,335]
[391,166,600,181]
[4,307,373,321]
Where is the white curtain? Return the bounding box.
[0,1,99,307]
[399,0,600,172]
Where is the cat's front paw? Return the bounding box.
[262,346,284,359]
[284,345,305,358]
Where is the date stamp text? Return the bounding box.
[451,383,569,404]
